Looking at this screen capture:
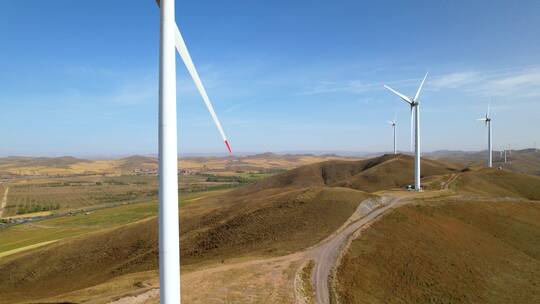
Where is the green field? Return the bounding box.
[3,176,158,216]
[2,173,273,217]
[0,201,157,256]
[0,187,231,259]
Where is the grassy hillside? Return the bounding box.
[239,154,456,194]
[335,156,456,192]
[452,168,540,200]
[0,218,159,302]
[0,184,370,303]
[181,186,370,263]
[2,153,534,303]
[0,201,158,257]
[335,200,540,303]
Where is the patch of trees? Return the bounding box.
[16,203,61,215]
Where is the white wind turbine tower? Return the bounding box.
[384,72,428,191]
[387,115,397,155]
[156,0,232,303]
[477,104,492,168]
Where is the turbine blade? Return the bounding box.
[487,102,491,118]
[477,118,487,121]
[384,85,413,105]
[413,72,428,102]
[174,24,232,154]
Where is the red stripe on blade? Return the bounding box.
[224,140,232,154]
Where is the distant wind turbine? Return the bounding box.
[156,0,232,303]
[384,72,428,191]
[387,115,397,155]
[477,104,492,167]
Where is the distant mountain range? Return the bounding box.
[0,149,538,177]
[425,149,540,176]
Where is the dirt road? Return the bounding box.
[309,194,407,304]
[0,186,9,218]
[441,173,459,190]
[108,289,159,304]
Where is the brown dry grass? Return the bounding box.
[242,154,456,193]
[335,199,540,303]
[452,168,540,200]
[0,185,369,303]
[301,260,316,303]
[1,154,533,303]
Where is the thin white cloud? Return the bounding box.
[428,67,540,98]
[479,68,540,97]
[299,66,540,100]
[429,71,481,90]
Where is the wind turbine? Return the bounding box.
[477,105,492,167]
[384,72,428,191]
[156,0,232,303]
[387,116,397,155]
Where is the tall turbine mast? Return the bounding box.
[388,117,397,155]
[384,72,428,191]
[477,104,492,168]
[156,1,232,303]
[158,0,180,302]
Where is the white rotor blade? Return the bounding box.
[174,24,232,154]
[487,102,491,118]
[384,85,413,105]
[477,118,487,121]
[413,72,428,102]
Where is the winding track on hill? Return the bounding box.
[0,186,9,218]
[441,173,460,190]
[309,194,408,304]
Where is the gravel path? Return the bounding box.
[309,195,406,304]
[0,186,9,218]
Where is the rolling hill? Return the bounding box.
[450,167,540,200]
[0,158,383,302]
[1,153,538,303]
[239,154,457,193]
[335,199,540,303]
[0,186,369,303]
[427,149,540,176]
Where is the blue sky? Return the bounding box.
[1,0,539,157]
